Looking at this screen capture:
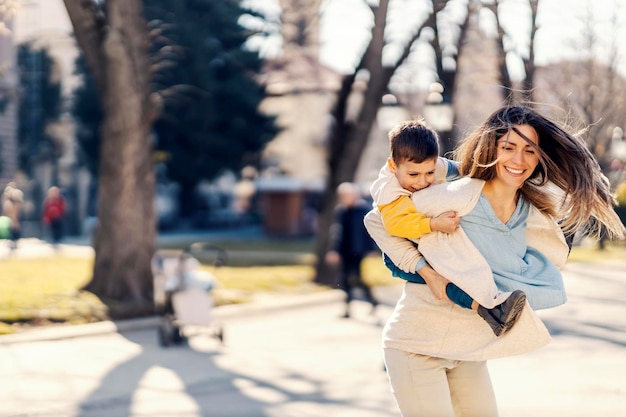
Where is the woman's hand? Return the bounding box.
[417,264,451,302]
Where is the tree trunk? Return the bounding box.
[313,74,357,286]
[488,0,513,100]
[64,0,158,313]
[312,0,442,284]
[313,0,391,285]
[521,0,539,103]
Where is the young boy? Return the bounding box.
[370,119,526,336]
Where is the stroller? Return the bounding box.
[152,242,227,347]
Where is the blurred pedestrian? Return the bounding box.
[1,185,24,250]
[0,183,16,241]
[1,182,16,206]
[325,182,378,318]
[42,186,66,247]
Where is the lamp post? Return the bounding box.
[611,127,626,161]
[422,82,454,156]
[377,93,409,134]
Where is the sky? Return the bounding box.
[11,0,626,90]
[14,0,626,79]
[244,0,626,82]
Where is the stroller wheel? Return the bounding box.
[172,325,186,345]
[158,317,175,347]
[215,326,225,344]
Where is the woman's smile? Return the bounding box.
[504,166,525,176]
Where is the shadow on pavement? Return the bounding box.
[74,329,263,417]
[74,318,393,417]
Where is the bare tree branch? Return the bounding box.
[63,0,106,95]
[485,0,513,96]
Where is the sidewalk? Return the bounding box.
[0,288,356,345]
[0,259,625,417]
[1,237,625,416]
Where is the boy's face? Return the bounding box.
[388,157,437,193]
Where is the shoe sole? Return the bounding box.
[501,291,526,334]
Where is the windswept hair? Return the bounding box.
[453,104,625,240]
[388,119,439,164]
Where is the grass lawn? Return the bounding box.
[0,255,106,334]
[565,241,626,263]
[0,240,624,334]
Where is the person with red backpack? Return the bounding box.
[42,186,66,247]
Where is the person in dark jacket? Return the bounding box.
[325,182,378,318]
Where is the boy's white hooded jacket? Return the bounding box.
[365,176,569,360]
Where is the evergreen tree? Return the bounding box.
[71,53,100,176]
[149,0,279,216]
[17,43,62,175]
[72,0,278,216]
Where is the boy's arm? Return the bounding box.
[379,195,432,239]
[380,195,460,237]
[383,253,425,283]
[364,208,425,274]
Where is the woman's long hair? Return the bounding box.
[454,104,625,240]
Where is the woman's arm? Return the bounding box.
[365,209,452,302]
[364,209,423,273]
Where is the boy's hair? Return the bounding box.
[388,119,440,164]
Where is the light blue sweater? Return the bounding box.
[389,194,566,310]
[450,195,565,310]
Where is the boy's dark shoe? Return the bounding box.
[477,290,526,337]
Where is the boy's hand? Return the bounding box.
[430,211,461,234]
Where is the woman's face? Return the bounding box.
[493,124,540,189]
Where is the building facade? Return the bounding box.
[0,9,19,188]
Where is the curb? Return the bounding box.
[0,289,345,345]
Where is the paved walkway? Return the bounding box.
[1,239,626,416]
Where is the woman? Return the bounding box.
[364,104,625,417]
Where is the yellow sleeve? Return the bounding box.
[379,195,432,239]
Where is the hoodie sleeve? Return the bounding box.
[379,195,432,238]
[364,208,424,273]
